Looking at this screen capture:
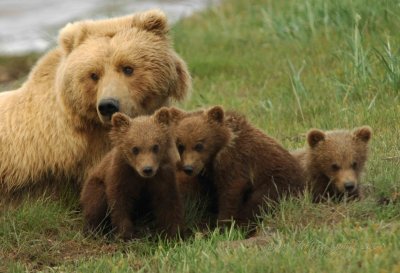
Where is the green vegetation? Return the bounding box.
[0,53,39,88]
[1,0,400,271]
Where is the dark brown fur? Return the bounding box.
[80,109,183,239]
[170,106,305,224]
[291,126,372,202]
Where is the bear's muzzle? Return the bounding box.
[98,98,120,118]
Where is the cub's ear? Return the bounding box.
[154,107,171,126]
[207,106,224,124]
[307,129,325,148]
[111,112,131,131]
[168,107,186,122]
[353,126,372,143]
[169,52,192,101]
[133,9,169,36]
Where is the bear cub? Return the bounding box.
[170,106,305,224]
[80,109,183,239]
[291,126,372,202]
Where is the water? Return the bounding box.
[0,0,215,55]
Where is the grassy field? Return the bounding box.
[1,0,400,272]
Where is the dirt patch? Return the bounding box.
[1,236,121,272]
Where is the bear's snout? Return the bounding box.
[141,166,154,177]
[344,181,356,192]
[182,165,194,176]
[98,98,120,117]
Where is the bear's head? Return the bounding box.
[109,108,173,178]
[56,9,191,127]
[170,106,231,177]
[306,126,372,196]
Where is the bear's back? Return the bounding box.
[216,111,305,192]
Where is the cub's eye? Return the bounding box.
[152,145,159,154]
[194,143,204,152]
[331,164,340,172]
[177,143,185,154]
[90,72,99,81]
[132,147,140,155]
[122,66,134,76]
[351,162,358,170]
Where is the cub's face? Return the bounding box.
[110,110,171,178]
[57,10,190,127]
[172,106,231,177]
[307,126,372,195]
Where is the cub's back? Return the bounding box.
[218,111,305,190]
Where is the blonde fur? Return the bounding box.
[0,10,191,193]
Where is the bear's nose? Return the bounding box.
[142,166,154,176]
[98,98,120,117]
[344,181,356,192]
[183,165,193,176]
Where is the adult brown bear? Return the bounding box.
[0,10,191,196]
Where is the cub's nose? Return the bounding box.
[98,98,120,117]
[142,166,154,177]
[183,165,193,176]
[344,181,356,192]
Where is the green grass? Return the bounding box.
[1,0,400,271]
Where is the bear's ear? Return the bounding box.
[168,107,186,122]
[169,53,192,101]
[154,107,171,126]
[353,126,372,143]
[59,22,90,54]
[132,9,169,36]
[207,106,224,124]
[111,112,131,131]
[307,129,325,148]
[59,10,169,54]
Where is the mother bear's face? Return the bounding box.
[56,10,191,126]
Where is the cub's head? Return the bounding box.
[57,9,191,127]
[306,126,372,196]
[109,108,172,178]
[170,106,231,177]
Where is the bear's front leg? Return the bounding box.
[216,179,248,225]
[107,180,137,240]
[109,199,136,240]
[236,183,268,224]
[150,170,183,238]
[80,176,109,234]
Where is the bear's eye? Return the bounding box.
[152,145,159,154]
[194,143,204,152]
[177,143,185,154]
[351,162,358,170]
[331,164,341,172]
[90,72,99,81]
[122,66,134,76]
[132,147,140,155]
